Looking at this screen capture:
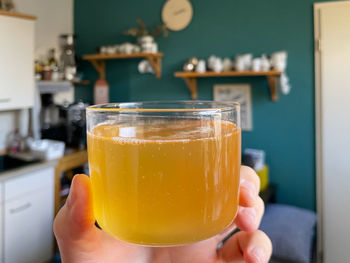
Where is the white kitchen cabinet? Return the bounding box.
[4,188,53,263]
[0,12,35,110]
[2,165,54,263]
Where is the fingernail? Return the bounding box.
[240,207,256,224]
[241,179,257,198]
[249,247,266,263]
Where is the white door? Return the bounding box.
[4,188,54,263]
[315,2,350,262]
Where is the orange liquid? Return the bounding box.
[87,119,241,245]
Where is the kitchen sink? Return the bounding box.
[0,154,40,173]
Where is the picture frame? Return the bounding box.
[213,84,253,131]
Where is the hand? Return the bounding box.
[54,166,272,263]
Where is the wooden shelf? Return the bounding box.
[83,52,164,79]
[0,10,36,20]
[72,79,90,85]
[175,70,282,101]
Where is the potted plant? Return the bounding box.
[124,19,168,53]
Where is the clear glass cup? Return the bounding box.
[86,101,241,246]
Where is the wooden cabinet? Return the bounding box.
[0,166,54,263]
[0,12,35,111]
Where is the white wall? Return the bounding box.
[0,111,18,151]
[16,0,74,59]
[0,0,74,152]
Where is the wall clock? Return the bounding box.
[213,84,253,131]
[162,0,193,31]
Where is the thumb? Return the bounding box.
[54,174,97,245]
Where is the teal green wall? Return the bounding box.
[75,0,331,210]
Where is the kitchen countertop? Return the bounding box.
[0,159,57,182]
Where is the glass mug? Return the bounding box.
[86,101,241,246]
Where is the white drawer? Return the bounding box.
[4,167,54,201]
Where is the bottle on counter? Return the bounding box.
[48,49,58,68]
[42,63,52,81]
[48,49,60,81]
[34,60,43,80]
[7,129,23,153]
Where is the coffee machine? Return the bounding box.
[59,34,76,81]
[63,101,88,149]
[40,95,88,149]
[40,94,67,142]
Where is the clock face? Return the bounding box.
[213,84,253,131]
[162,0,193,31]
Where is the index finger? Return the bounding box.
[239,166,260,207]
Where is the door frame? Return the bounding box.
[314,3,322,262]
[314,2,350,262]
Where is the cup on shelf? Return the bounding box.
[183,62,195,72]
[106,46,117,54]
[270,51,287,71]
[100,46,108,54]
[138,35,154,46]
[150,42,158,53]
[261,54,271,71]
[133,45,141,53]
[212,58,224,73]
[195,60,206,73]
[207,56,224,73]
[252,58,262,71]
[125,43,135,54]
[223,58,233,71]
[207,55,217,70]
[235,56,246,71]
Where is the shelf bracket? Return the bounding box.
[146,55,162,78]
[90,60,106,80]
[266,75,279,101]
[182,77,198,99]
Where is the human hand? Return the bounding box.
[54,166,272,263]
